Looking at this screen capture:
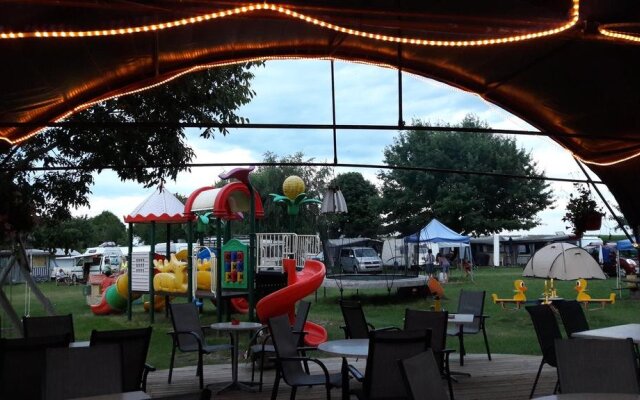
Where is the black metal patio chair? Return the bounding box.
[90,326,155,392]
[404,308,454,400]
[168,302,233,389]
[0,334,71,399]
[249,299,312,391]
[44,344,123,400]
[555,337,639,394]
[343,328,431,399]
[525,304,562,399]
[22,313,75,342]
[399,349,449,400]
[554,300,589,338]
[446,290,491,366]
[269,313,341,400]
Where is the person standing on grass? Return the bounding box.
[437,252,450,283]
[424,249,436,277]
[462,258,472,278]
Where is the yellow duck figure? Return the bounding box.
[575,278,615,310]
[491,279,527,310]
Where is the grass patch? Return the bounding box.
[1,266,636,369]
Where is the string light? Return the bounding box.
[10,56,334,144]
[0,1,579,47]
[575,151,640,167]
[7,49,640,169]
[598,24,640,43]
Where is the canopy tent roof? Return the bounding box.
[184,181,264,221]
[522,242,606,280]
[617,239,638,252]
[124,187,193,223]
[405,219,470,246]
[3,1,640,226]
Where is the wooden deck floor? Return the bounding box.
[146,353,558,399]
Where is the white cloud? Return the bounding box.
[75,59,623,236]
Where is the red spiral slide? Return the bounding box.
[256,258,328,347]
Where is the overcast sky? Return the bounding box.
[75,60,621,236]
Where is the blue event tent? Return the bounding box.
[405,219,470,247]
[617,239,637,251]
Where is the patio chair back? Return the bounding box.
[169,302,205,351]
[44,344,123,400]
[0,335,71,399]
[292,300,311,346]
[167,302,232,389]
[525,304,562,398]
[90,326,153,391]
[269,313,306,380]
[22,314,75,342]
[404,309,453,397]
[398,349,449,400]
[404,309,447,352]
[456,290,485,333]
[339,300,370,339]
[268,313,341,399]
[249,299,312,391]
[447,290,491,364]
[555,338,639,394]
[555,300,589,337]
[362,329,431,399]
[526,304,562,367]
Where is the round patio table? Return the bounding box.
[533,394,640,400]
[209,321,263,393]
[318,338,369,358]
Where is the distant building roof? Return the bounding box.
[471,233,577,245]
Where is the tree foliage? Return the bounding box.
[379,114,553,236]
[1,63,261,243]
[32,211,127,254]
[327,172,381,238]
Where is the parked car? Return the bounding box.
[338,247,383,273]
[603,256,638,277]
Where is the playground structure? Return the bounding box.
[491,279,528,310]
[575,278,616,310]
[117,169,322,325]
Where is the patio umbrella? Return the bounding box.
[522,242,606,281]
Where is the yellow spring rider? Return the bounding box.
[492,279,527,310]
[575,278,615,310]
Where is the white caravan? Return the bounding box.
[381,238,438,268]
[76,244,124,278]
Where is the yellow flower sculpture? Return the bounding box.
[270,175,321,216]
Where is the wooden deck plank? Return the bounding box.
[146,353,558,399]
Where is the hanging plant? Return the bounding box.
[562,183,603,237]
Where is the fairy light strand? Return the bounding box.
[598,25,640,43]
[0,1,580,47]
[8,49,640,167]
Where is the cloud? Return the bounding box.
[74,59,623,236]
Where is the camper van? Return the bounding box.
[50,255,84,283]
[76,244,124,279]
[381,239,438,268]
[339,247,383,273]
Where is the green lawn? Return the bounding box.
[1,266,638,369]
